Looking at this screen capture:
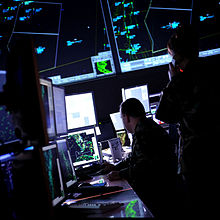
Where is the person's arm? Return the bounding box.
[156,63,186,124]
[107,161,130,181]
[107,150,132,180]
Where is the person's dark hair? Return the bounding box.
[167,24,198,59]
[120,98,146,118]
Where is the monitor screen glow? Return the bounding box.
[122,84,150,113]
[42,144,65,206]
[65,92,97,130]
[110,112,124,131]
[56,138,77,188]
[40,78,56,138]
[67,128,100,167]
[108,0,193,73]
[0,71,18,143]
[53,86,68,135]
[116,130,126,146]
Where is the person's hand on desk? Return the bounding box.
[107,171,121,181]
[101,161,115,173]
[95,161,115,175]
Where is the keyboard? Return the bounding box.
[68,202,123,213]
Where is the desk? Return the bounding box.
[55,174,153,218]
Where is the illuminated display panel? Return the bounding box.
[67,128,100,167]
[198,0,220,56]
[110,112,124,131]
[56,138,77,188]
[0,1,62,71]
[32,34,58,71]
[0,1,114,84]
[65,92,97,130]
[96,119,116,143]
[94,59,114,75]
[108,0,193,72]
[14,2,60,33]
[0,105,17,144]
[42,144,65,206]
[52,85,68,136]
[122,84,150,113]
[116,130,127,146]
[45,0,115,84]
[40,78,56,138]
[1,1,219,85]
[0,71,18,144]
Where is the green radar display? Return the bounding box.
[95,60,113,75]
[67,129,100,167]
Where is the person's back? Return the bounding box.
[155,24,219,218]
[112,98,177,218]
[130,116,176,178]
[129,116,177,218]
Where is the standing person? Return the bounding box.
[107,98,177,218]
[156,24,219,218]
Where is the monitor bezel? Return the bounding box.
[42,143,65,207]
[52,85,68,136]
[56,138,77,188]
[40,78,57,139]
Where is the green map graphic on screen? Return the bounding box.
[96,60,112,75]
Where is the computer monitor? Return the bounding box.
[40,78,56,139]
[42,143,65,206]
[108,1,194,73]
[56,138,77,188]
[67,128,100,168]
[0,71,6,91]
[2,1,219,86]
[0,71,18,144]
[96,119,116,143]
[0,1,62,71]
[52,85,68,136]
[122,84,150,113]
[4,36,48,146]
[116,130,132,147]
[65,92,97,131]
[116,130,127,146]
[110,112,124,131]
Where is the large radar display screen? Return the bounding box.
[67,129,100,167]
[1,0,219,83]
[198,1,220,54]
[0,0,61,71]
[109,0,193,72]
[0,0,115,85]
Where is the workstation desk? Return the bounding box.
[55,174,154,218]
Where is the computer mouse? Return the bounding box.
[78,182,92,187]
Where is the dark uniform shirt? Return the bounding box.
[115,116,177,217]
[156,57,219,218]
[156,58,219,177]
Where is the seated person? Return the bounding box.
[106,98,177,218]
